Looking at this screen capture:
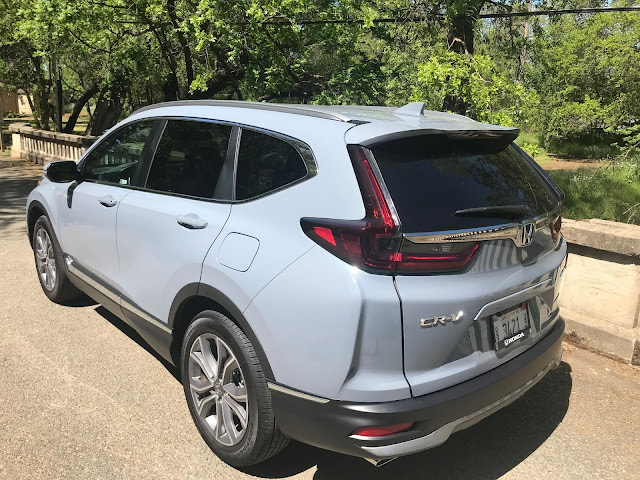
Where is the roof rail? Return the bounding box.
[132,100,350,122]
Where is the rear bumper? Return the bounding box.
[270,318,564,460]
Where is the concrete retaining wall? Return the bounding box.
[560,219,640,365]
[9,122,97,164]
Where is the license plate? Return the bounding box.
[493,303,530,350]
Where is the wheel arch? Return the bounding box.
[27,200,52,246]
[169,283,275,380]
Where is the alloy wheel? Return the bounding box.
[35,228,56,291]
[188,333,249,446]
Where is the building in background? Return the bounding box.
[0,88,32,115]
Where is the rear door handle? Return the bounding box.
[177,214,208,230]
[98,195,117,208]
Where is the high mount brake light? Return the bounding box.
[300,145,480,274]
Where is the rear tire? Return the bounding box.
[32,215,82,304]
[181,310,288,467]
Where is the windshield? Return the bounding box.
[370,135,561,233]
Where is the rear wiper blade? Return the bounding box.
[454,205,532,218]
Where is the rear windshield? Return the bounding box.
[370,135,560,233]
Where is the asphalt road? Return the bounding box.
[1,155,639,480]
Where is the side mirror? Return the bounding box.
[44,161,79,183]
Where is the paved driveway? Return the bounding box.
[1,155,639,479]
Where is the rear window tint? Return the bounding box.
[370,135,559,233]
[235,129,308,200]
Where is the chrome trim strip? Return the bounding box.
[121,298,172,334]
[404,206,561,247]
[473,277,554,321]
[357,359,557,458]
[267,382,330,404]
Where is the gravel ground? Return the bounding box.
[1,155,638,480]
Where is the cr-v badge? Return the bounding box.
[420,311,464,328]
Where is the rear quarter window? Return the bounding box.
[235,129,309,200]
[370,135,560,233]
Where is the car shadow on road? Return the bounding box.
[245,362,573,480]
[91,297,572,480]
[94,306,181,382]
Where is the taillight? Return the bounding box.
[300,145,480,274]
[395,240,480,274]
[551,215,562,242]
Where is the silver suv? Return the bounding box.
[27,100,567,467]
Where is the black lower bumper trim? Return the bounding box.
[271,319,564,459]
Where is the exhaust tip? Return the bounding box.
[365,457,398,467]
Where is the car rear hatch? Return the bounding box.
[367,132,567,397]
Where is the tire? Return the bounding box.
[181,310,288,467]
[32,215,82,304]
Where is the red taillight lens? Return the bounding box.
[301,145,480,274]
[395,241,480,273]
[301,145,400,273]
[352,422,414,437]
[551,215,562,242]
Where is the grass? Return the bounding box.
[548,159,640,225]
[547,139,619,160]
[514,132,555,167]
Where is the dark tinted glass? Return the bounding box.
[82,121,153,185]
[236,129,307,200]
[146,120,232,198]
[371,135,560,233]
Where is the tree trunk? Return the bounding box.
[519,0,533,82]
[166,0,194,90]
[51,57,63,132]
[443,12,478,115]
[63,82,99,134]
[0,95,4,152]
[86,84,124,136]
[447,14,475,55]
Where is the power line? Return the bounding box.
[260,6,640,25]
[479,6,640,18]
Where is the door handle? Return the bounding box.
[177,214,208,230]
[98,196,117,208]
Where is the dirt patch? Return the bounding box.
[544,158,603,171]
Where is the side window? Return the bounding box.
[82,121,154,185]
[235,129,308,200]
[146,120,232,199]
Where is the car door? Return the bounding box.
[58,119,156,291]
[116,118,234,333]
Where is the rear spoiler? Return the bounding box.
[346,123,519,148]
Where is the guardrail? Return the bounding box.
[560,219,640,365]
[9,123,97,164]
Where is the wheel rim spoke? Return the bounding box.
[196,392,216,417]
[224,394,248,429]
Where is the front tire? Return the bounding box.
[32,215,82,304]
[181,311,288,467]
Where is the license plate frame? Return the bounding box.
[492,303,531,351]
